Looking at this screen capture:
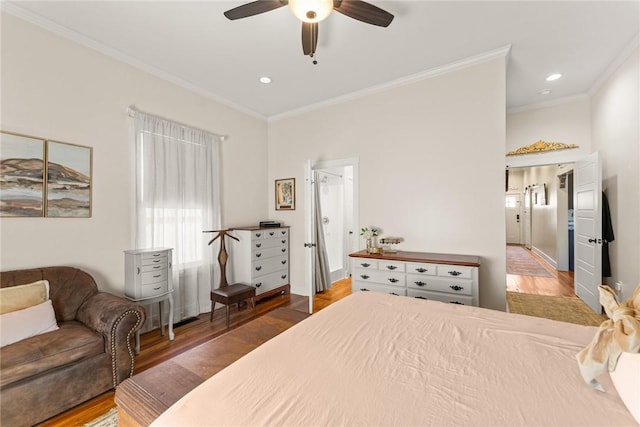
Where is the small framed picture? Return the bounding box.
[275,178,295,210]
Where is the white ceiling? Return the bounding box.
[4,1,639,119]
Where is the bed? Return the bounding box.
[151,291,638,426]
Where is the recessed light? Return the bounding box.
[539,89,552,95]
[259,76,272,84]
[546,73,562,82]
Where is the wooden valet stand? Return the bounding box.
[205,229,256,328]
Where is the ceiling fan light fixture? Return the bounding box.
[289,0,333,23]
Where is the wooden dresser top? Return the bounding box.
[349,250,480,267]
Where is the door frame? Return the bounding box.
[305,157,359,313]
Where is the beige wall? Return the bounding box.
[591,46,640,301]
[0,14,269,294]
[268,58,508,310]
[506,98,591,168]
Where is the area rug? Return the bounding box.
[506,245,552,277]
[84,408,117,427]
[507,291,608,326]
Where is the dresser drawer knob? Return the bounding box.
[153,286,161,291]
[388,278,399,283]
[153,265,161,269]
[390,292,399,296]
[153,274,161,278]
[414,281,426,287]
[386,265,397,270]
[281,240,287,244]
[361,263,371,267]
[281,248,286,253]
[416,268,428,273]
[449,301,464,305]
[360,275,370,280]
[255,283,262,288]
[415,296,427,300]
[255,233,262,238]
[281,274,287,280]
[269,232,275,236]
[152,253,161,257]
[360,288,370,292]
[136,267,141,275]
[448,271,462,276]
[255,266,262,271]
[450,285,464,291]
[255,253,262,258]
[281,260,287,264]
[255,243,262,248]
[281,231,286,235]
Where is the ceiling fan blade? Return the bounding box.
[333,0,394,27]
[224,0,288,20]
[302,22,318,56]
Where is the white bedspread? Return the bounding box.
[152,292,636,426]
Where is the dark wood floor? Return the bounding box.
[40,280,352,426]
[41,265,569,426]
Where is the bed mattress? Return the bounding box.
[152,291,636,426]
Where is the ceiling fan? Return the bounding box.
[224,0,394,61]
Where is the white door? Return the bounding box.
[574,152,602,314]
[523,188,532,249]
[505,193,522,244]
[304,160,315,314]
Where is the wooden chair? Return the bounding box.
[206,229,256,328]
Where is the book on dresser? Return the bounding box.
[228,226,291,300]
[349,250,480,306]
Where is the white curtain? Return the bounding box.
[133,111,221,323]
[314,171,332,293]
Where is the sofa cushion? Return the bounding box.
[0,280,49,314]
[0,321,104,388]
[0,300,59,347]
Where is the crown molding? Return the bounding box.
[1,2,267,121]
[506,93,590,115]
[269,45,512,122]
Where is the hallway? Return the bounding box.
[506,245,575,297]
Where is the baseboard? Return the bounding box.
[531,246,557,269]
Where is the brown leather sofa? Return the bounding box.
[0,266,146,426]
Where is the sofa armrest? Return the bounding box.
[76,292,146,387]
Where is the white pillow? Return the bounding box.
[610,352,640,424]
[0,299,59,347]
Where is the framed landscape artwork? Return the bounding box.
[0,131,92,218]
[46,140,92,218]
[275,178,295,210]
[0,131,46,217]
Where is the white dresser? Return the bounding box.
[349,250,480,306]
[124,247,175,351]
[229,227,290,300]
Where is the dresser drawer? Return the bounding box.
[407,289,473,305]
[352,282,406,296]
[406,262,437,276]
[142,263,166,273]
[437,265,474,279]
[253,256,288,277]
[353,269,405,287]
[142,256,168,268]
[252,270,288,294]
[263,228,288,239]
[407,275,472,295]
[140,281,169,298]
[253,236,288,250]
[352,258,378,269]
[253,246,288,260]
[378,261,405,273]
